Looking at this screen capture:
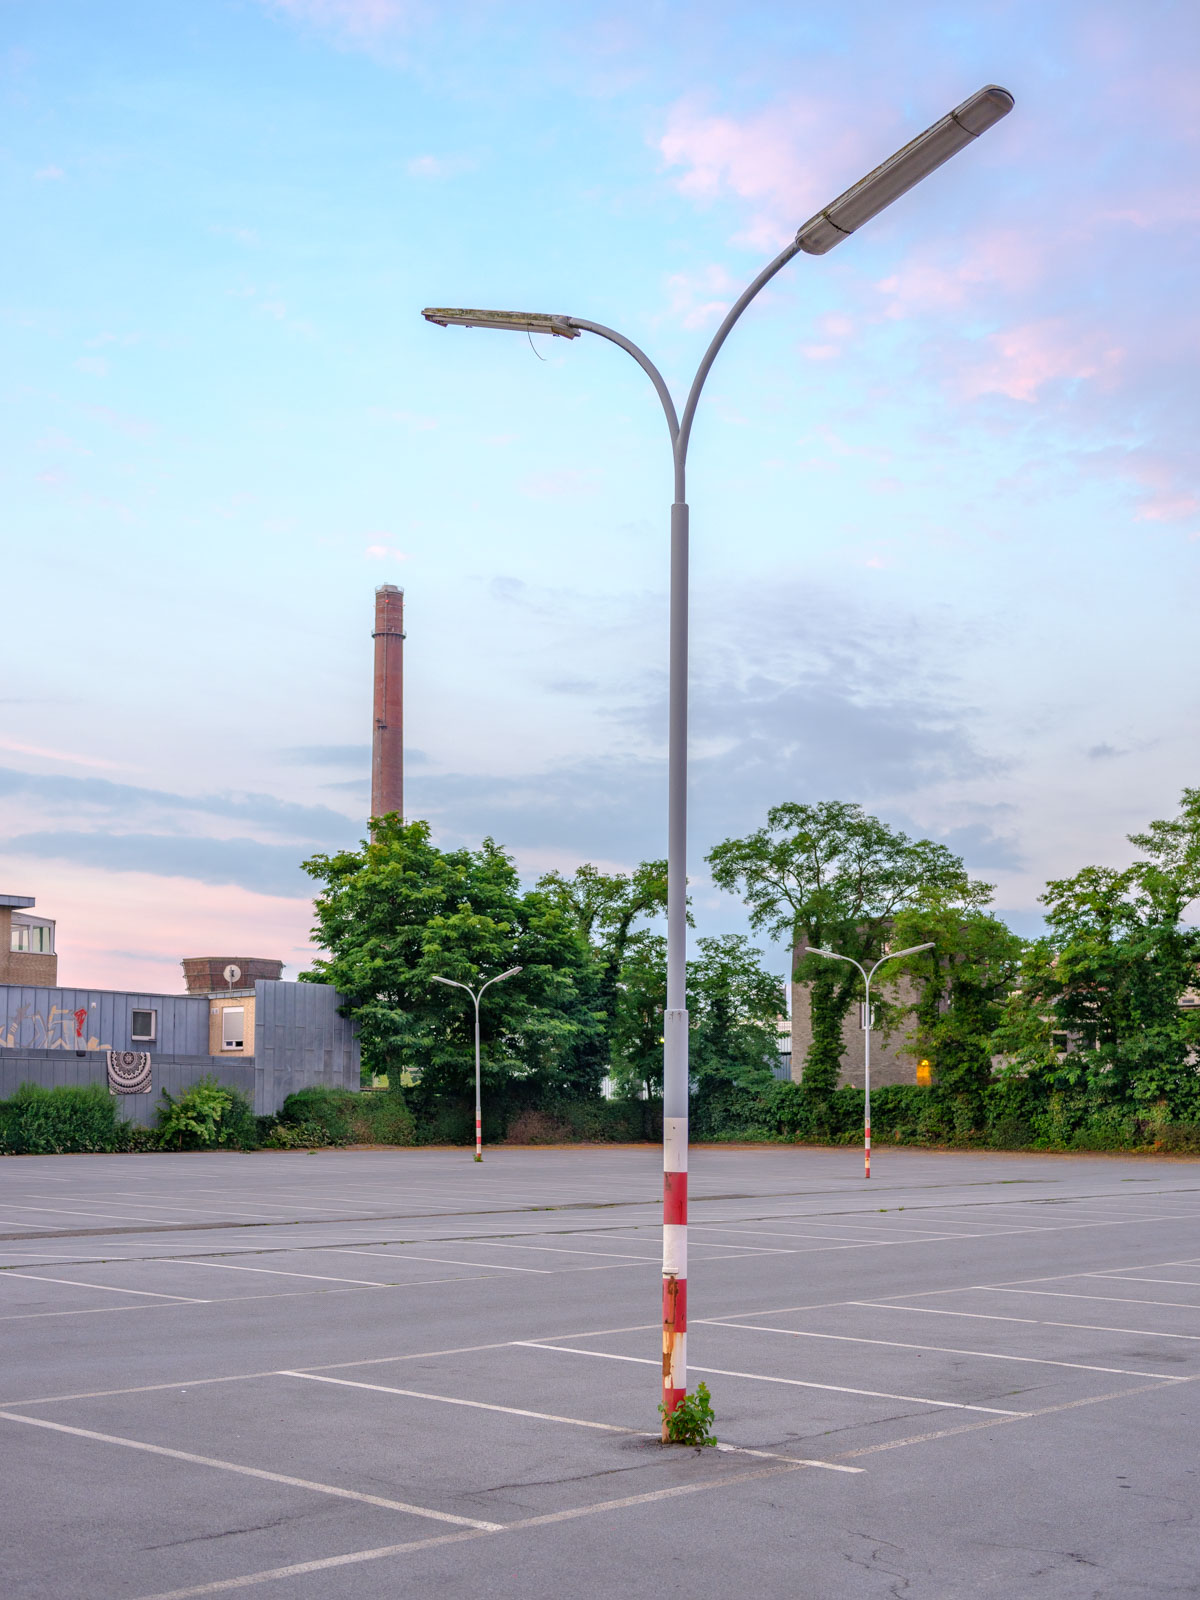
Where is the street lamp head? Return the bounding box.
[495,966,522,981]
[809,948,838,959]
[795,84,1014,255]
[430,975,458,987]
[422,307,580,339]
[887,943,936,960]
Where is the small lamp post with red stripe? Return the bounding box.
[431,968,522,1161]
[808,945,933,1178]
[421,85,1013,1427]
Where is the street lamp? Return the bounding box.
[422,83,1012,1428]
[430,967,522,1161]
[808,944,934,1177]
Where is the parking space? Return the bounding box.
[3,1145,1200,1598]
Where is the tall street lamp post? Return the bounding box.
[431,967,522,1161]
[809,944,934,1177]
[422,84,1013,1431]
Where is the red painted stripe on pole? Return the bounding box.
[663,1386,686,1413]
[663,1170,687,1226]
[662,1276,687,1331]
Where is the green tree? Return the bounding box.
[890,903,1025,1113]
[301,818,601,1115]
[608,929,667,1099]
[608,932,785,1105]
[708,801,987,1096]
[994,789,1200,1120]
[537,859,668,1079]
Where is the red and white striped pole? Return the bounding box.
[473,999,483,1162]
[863,990,871,1180]
[661,499,689,1435]
[662,1087,687,1427]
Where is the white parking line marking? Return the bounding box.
[279,1370,645,1430]
[278,1369,861,1471]
[514,1342,1025,1415]
[151,1259,394,1286]
[473,1241,655,1260]
[324,1248,550,1274]
[0,1271,205,1302]
[125,1461,815,1599]
[837,1378,1186,1459]
[982,1287,1200,1311]
[0,1410,501,1529]
[1086,1274,1200,1288]
[703,1319,1193,1380]
[848,1300,1200,1342]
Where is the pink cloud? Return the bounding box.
[876,229,1049,319]
[960,319,1124,404]
[0,857,315,992]
[1120,455,1200,525]
[0,739,122,770]
[365,542,409,561]
[657,97,886,251]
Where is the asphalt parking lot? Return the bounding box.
[2,1142,1199,1599]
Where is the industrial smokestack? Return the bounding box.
[371,585,404,827]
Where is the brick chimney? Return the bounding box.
[371,584,404,826]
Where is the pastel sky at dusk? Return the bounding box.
[2,0,1198,993]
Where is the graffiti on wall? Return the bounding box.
[0,1004,108,1051]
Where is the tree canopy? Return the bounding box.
[707,801,989,1094]
[301,818,601,1106]
[994,789,1200,1118]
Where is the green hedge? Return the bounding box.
[269,1084,416,1148]
[0,1083,127,1154]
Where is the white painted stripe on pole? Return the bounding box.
[666,1330,686,1388]
[663,1225,686,1277]
[663,1117,687,1174]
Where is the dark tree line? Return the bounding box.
[301,789,1200,1146]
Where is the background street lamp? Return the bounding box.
[423,83,1012,1428]
[809,944,935,1177]
[431,968,522,1161]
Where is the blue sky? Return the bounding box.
[2,0,1198,989]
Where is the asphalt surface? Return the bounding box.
[2,1142,1199,1599]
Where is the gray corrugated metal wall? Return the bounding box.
[0,1051,256,1127]
[253,979,360,1113]
[1,979,359,1122]
[0,986,208,1054]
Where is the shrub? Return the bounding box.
[355,1088,416,1145]
[504,1108,568,1144]
[276,1084,416,1147]
[1156,1122,1200,1153]
[660,1382,717,1447]
[156,1077,257,1150]
[264,1119,337,1149]
[0,1082,124,1154]
[278,1085,353,1145]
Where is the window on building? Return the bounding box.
[131,1009,156,1042]
[222,1008,245,1050]
[10,925,29,952]
[29,924,52,953]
